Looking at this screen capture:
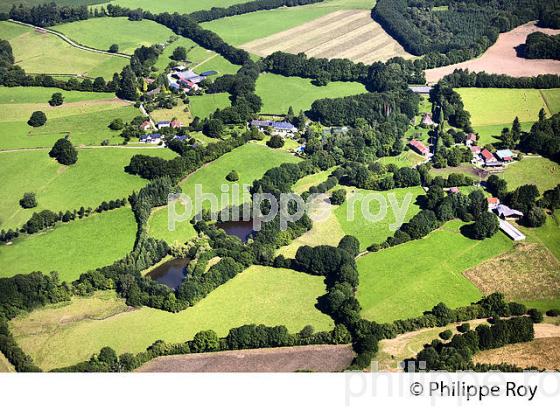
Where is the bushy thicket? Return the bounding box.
[524,32,560,60]
[404,316,535,371]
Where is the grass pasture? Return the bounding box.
[189,93,231,119]
[0,352,15,372]
[242,9,412,64]
[256,73,366,114]
[334,187,424,251]
[56,17,174,55]
[11,266,333,370]
[0,21,128,79]
[0,207,136,282]
[356,220,513,323]
[0,87,139,149]
[502,157,560,193]
[0,147,177,230]
[148,143,300,244]
[106,0,254,14]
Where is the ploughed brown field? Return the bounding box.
[425,22,560,83]
[241,10,412,64]
[473,337,560,370]
[136,344,354,372]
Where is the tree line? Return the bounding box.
[405,316,536,371]
[8,2,88,26]
[441,69,560,89]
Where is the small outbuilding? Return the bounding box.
[495,149,514,162]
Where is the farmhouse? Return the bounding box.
[409,139,430,156]
[495,149,514,162]
[139,120,152,131]
[250,120,297,135]
[421,113,435,127]
[487,197,500,209]
[170,119,183,128]
[481,149,502,167]
[470,145,481,155]
[156,121,171,129]
[139,133,161,144]
[466,133,477,146]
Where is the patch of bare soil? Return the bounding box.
[136,344,354,372]
[425,22,560,83]
[473,337,560,370]
[463,243,560,301]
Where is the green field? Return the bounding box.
[524,210,560,261]
[0,147,177,229]
[356,220,513,323]
[201,0,376,45]
[335,187,424,251]
[189,93,231,119]
[292,168,334,194]
[474,122,534,146]
[106,0,253,14]
[0,87,140,149]
[0,21,128,79]
[154,36,240,76]
[0,207,136,282]
[11,265,333,370]
[256,73,366,114]
[56,17,174,55]
[502,157,560,193]
[378,151,427,168]
[148,143,300,243]
[458,88,558,126]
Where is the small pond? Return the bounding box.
[216,220,254,242]
[147,258,190,290]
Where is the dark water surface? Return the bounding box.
[216,220,254,242]
[147,258,189,289]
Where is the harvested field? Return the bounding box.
[473,337,560,370]
[136,344,354,372]
[463,243,560,302]
[241,10,412,64]
[426,22,560,83]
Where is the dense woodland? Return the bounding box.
[374,0,559,68]
[524,32,560,60]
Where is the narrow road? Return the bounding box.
[8,19,131,59]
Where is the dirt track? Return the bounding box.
[241,10,412,64]
[425,22,560,82]
[136,344,354,372]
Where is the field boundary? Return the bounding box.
[8,19,131,59]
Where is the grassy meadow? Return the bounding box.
[334,187,424,251]
[0,207,136,282]
[148,143,300,244]
[457,88,560,144]
[11,266,333,370]
[256,73,366,114]
[189,93,231,119]
[106,0,253,14]
[502,157,560,193]
[201,0,376,45]
[56,17,174,55]
[0,21,128,79]
[0,352,15,372]
[0,87,140,149]
[356,220,513,323]
[0,147,177,230]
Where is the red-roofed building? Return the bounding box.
[487,197,500,209]
[409,139,430,156]
[140,120,152,131]
[449,187,460,194]
[466,133,477,146]
[470,145,481,155]
[421,113,435,127]
[170,119,183,128]
[481,149,502,167]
